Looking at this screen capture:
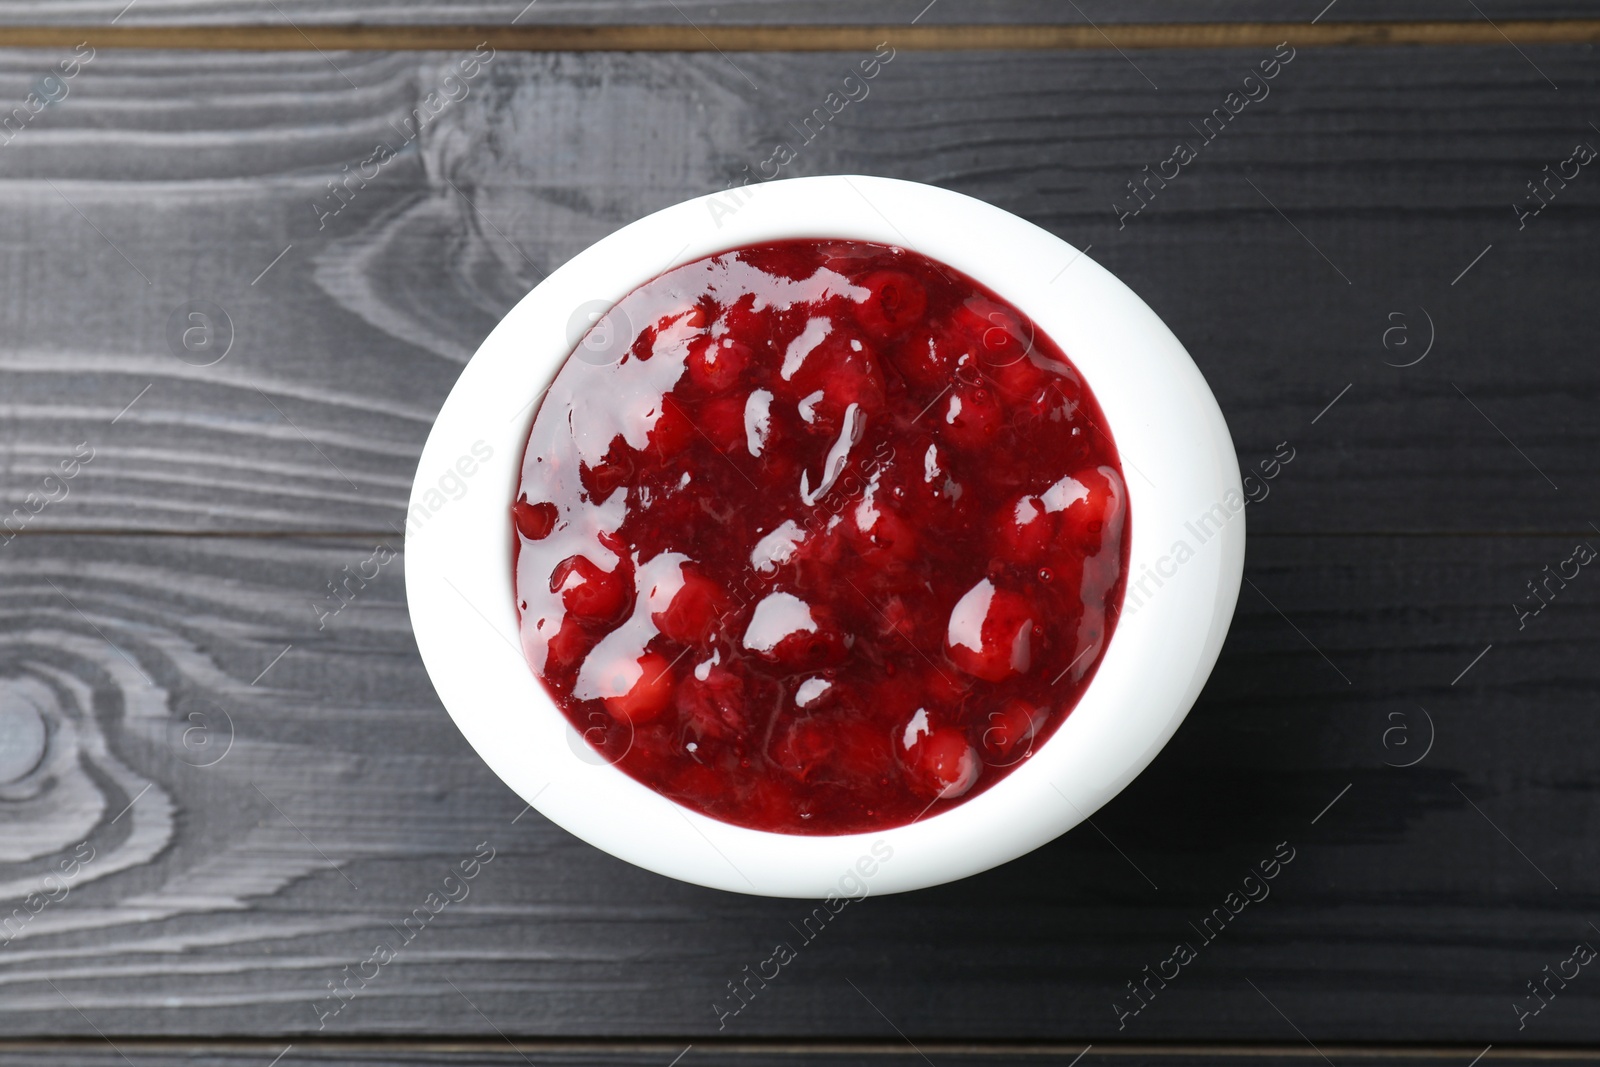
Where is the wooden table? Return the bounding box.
[1,2,1598,1063]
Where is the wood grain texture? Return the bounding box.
[10,22,1600,51]
[0,47,1596,537]
[0,532,1597,1042]
[0,1,1595,27]
[2,1044,1599,1066]
[2,37,1599,1056]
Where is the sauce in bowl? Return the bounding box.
[512,239,1128,834]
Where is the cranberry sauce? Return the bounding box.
[512,239,1128,835]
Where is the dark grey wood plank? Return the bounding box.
[0,2,1594,27]
[0,531,1597,1042]
[0,46,1596,537]
[1,1043,1596,1067]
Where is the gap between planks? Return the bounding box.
[0,1039,1590,1060]
[0,20,1596,51]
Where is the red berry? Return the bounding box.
[791,522,847,590]
[742,592,847,669]
[600,651,676,723]
[512,498,558,541]
[688,335,751,393]
[980,698,1042,763]
[897,436,968,519]
[993,493,1054,564]
[1060,608,1103,687]
[848,496,918,567]
[1050,466,1127,556]
[939,384,1002,451]
[873,594,918,642]
[722,293,772,348]
[906,724,979,799]
[789,329,885,434]
[642,306,709,362]
[653,570,733,645]
[954,296,1032,369]
[647,397,694,458]
[854,270,928,339]
[771,714,833,782]
[1021,374,1084,428]
[550,554,629,621]
[825,340,887,412]
[989,355,1048,405]
[679,664,746,739]
[537,616,592,674]
[891,329,963,391]
[628,323,658,363]
[578,436,634,502]
[945,579,1036,682]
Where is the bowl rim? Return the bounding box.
[405,174,1244,897]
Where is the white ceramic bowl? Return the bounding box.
[406,175,1244,898]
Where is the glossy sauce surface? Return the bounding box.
[513,239,1128,834]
